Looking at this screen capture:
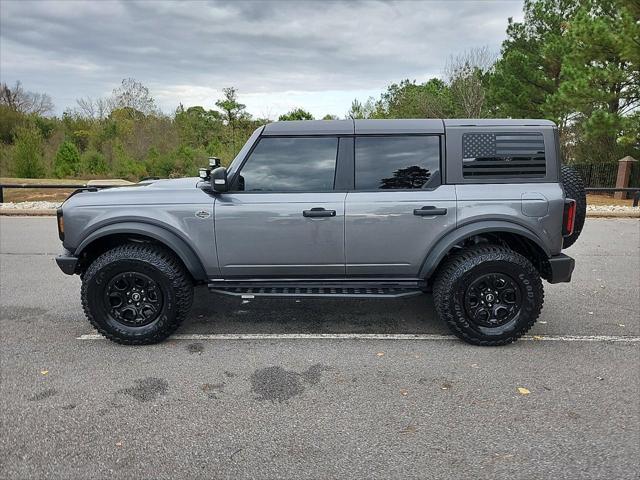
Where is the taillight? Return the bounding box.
[56,208,64,241]
[563,199,576,237]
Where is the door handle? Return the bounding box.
[303,207,336,218]
[414,206,447,216]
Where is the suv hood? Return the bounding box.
[62,177,206,208]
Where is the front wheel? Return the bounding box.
[81,243,194,345]
[432,245,544,346]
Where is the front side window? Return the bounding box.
[235,137,338,192]
[355,136,440,190]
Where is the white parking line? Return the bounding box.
[77,332,640,343]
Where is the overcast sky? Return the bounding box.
[0,0,524,119]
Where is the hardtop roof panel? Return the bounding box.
[262,120,354,135]
[355,119,444,134]
[443,119,556,127]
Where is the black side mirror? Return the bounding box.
[211,167,228,193]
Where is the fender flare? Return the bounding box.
[74,222,207,281]
[419,220,551,279]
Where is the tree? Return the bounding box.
[215,87,247,124]
[489,0,580,126]
[322,114,339,120]
[557,0,639,162]
[174,105,222,148]
[75,96,111,120]
[445,47,496,117]
[53,140,81,178]
[111,78,157,116]
[215,87,249,155]
[0,81,54,115]
[369,79,453,118]
[11,126,46,178]
[278,108,314,121]
[347,98,376,119]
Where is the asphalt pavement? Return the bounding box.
[1,216,639,479]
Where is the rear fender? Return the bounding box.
[419,220,551,279]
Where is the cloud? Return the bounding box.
[0,0,524,118]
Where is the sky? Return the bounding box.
[0,0,524,119]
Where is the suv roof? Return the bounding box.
[262,118,555,136]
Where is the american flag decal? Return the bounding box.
[462,132,546,178]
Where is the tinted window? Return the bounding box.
[355,136,440,190]
[462,132,546,179]
[236,137,338,192]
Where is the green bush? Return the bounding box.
[53,140,81,178]
[12,126,46,178]
[80,149,108,175]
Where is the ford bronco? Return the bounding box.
[55,119,586,346]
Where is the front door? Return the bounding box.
[345,135,456,276]
[215,136,346,277]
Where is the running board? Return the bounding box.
[208,280,424,299]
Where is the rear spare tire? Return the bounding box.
[560,165,586,248]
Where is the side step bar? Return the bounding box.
[208,280,424,299]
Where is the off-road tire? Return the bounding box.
[433,245,544,346]
[560,165,586,248]
[81,243,194,345]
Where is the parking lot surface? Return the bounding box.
[1,217,638,479]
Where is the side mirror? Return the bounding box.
[210,167,228,193]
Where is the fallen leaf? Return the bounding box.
[588,311,594,315]
[517,387,530,395]
[376,352,385,357]
[533,335,544,340]
[400,389,408,396]
[470,363,479,368]
[115,441,122,447]
[618,324,625,327]
[40,370,48,375]
[400,424,417,434]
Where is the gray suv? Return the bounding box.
[55,119,586,346]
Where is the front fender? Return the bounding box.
[74,222,207,281]
[419,220,551,279]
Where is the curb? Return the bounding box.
[0,209,57,216]
[586,210,640,218]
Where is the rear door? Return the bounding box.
[345,135,456,276]
[215,136,347,277]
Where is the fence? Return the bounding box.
[568,161,640,189]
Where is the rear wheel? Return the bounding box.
[433,245,544,346]
[81,243,194,345]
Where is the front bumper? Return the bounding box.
[547,253,575,284]
[56,250,78,275]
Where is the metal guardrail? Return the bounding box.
[585,188,640,207]
[0,183,116,203]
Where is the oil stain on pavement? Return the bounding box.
[29,388,57,401]
[118,377,168,402]
[250,364,330,402]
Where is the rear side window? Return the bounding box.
[462,132,546,179]
[236,137,338,192]
[355,136,441,190]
